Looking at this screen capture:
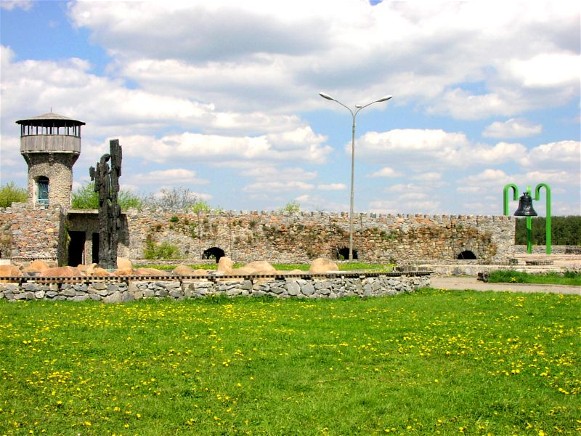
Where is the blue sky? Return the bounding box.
[1,0,579,215]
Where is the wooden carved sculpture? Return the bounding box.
[90,139,122,269]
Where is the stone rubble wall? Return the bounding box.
[0,203,64,264]
[0,203,516,265]
[0,274,429,302]
[24,153,76,209]
[122,209,515,264]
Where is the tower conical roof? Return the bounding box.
[16,112,85,126]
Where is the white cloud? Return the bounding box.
[519,170,580,187]
[469,142,527,164]
[65,0,580,117]
[520,141,581,169]
[412,172,442,182]
[427,89,523,120]
[358,129,526,168]
[243,180,315,193]
[0,0,32,11]
[129,168,207,185]
[483,119,543,138]
[360,129,469,154]
[317,183,346,191]
[507,53,581,88]
[370,167,400,178]
[459,169,512,187]
[241,166,318,194]
[369,198,441,215]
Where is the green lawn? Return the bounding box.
[136,262,394,272]
[1,289,579,435]
[487,270,581,286]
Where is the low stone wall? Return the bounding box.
[0,273,430,302]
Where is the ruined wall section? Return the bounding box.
[123,210,516,264]
[0,205,517,265]
[0,203,65,264]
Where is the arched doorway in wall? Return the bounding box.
[457,250,477,260]
[335,246,358,260]
[202,246,225,263]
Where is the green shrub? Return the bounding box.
[143,237,181,260]
[0,182,27,208]
[515,216,581,245]
[72,182,143,210]
[280,201,301,214]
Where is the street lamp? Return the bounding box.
[319,92,392,261]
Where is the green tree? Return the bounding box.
[515,216,581,245]
[280,201,301,214]
[142,187,199,211]
[0,182,28,208]
[71,182,142,210]
[191,199,212,214]
[71,183,99,209]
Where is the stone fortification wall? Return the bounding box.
[0,203,64,264]
[122,209,515,264]
[0,274,429,302]
[0,204,516,265]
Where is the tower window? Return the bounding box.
[37,176,49,206]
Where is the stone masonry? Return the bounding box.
[119,209,515,264]
[0,273,430,302]
[0,203,65,264]
[0,205,516,265]
[24,153,76,208]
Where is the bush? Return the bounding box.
[71,183,99,209]
[72,182,143,210]
[280,201,301,214]
[0,182,27,208]
[515,216,581,245]
[143,237,181,260]
[142,187,200,211]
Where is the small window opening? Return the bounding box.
[37,176,49,206]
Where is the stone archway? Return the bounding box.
[457,250,477,260]
[335,246,358,260]
[202,246,225,263]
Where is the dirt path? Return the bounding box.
[430,276,580,295]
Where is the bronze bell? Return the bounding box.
[514,192,538,216]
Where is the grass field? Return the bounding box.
[1,289,579,435]
[487,270,581,286]
[136,262,395,272]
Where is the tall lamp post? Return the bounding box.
[319,92,392,261]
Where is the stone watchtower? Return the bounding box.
[16,112,85,208]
